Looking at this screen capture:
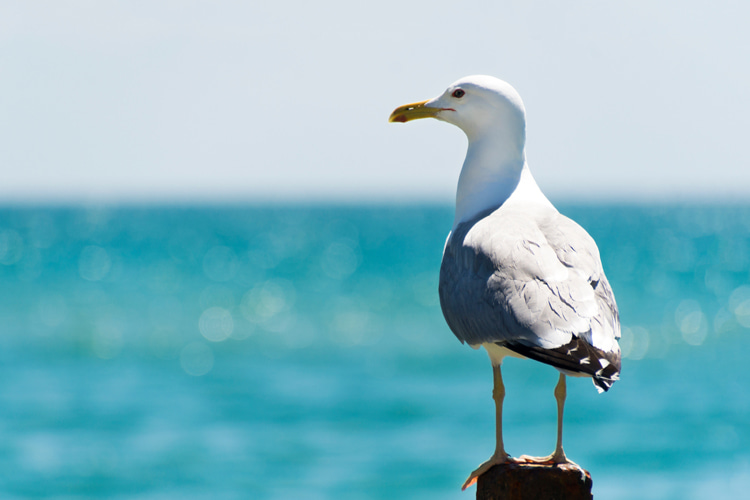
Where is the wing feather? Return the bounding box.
[439,205,621,388]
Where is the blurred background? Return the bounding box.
[1,2,749,499]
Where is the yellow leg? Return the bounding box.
[462,364,515,490]
[520,373,573,465]
[551,372,568,463]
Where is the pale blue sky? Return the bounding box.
[2,1,749,203]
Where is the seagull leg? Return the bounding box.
[550,372,569,463]
[520,373,575,465]
[461,363,514,490]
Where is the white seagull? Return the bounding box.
[389,76,621,490]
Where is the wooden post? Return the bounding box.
[476,462,593,500]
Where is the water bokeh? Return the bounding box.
[0,204,748,499]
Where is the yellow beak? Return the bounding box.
[388,99,440,123]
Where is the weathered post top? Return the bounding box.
[476,462,593,500]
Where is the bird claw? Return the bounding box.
[461,453,519,490]
[518,451,577,467]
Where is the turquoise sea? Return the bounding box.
[0,204,748,499]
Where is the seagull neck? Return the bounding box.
[453,135,529,227]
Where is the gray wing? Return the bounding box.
[439,206,621,391]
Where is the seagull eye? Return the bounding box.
[452,89,465,98]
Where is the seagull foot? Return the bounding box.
[518,450,577,467]
[461,453,518,490]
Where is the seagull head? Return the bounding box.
[389,75,526,145]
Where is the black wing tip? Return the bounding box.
[593,359,621,392]
[593,372,618,392]
[502,338,621,392]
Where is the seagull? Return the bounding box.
[389,76,621,490]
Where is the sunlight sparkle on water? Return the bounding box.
[199,307,233,342]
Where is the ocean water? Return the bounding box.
[0,204,748,499]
